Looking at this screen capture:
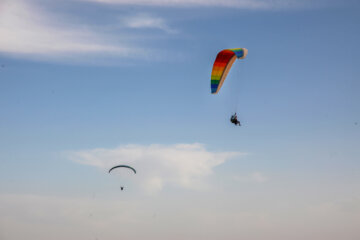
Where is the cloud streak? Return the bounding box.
[69,143,243,193]
[83,0,332,9]
[122,13,177,33]
[0,0,145,62]
[0,0,333,63]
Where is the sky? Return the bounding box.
[0,0,360,239]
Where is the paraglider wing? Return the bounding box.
[108,165,136,174]
[210,48,248,94]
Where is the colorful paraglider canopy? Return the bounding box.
[108,165,136,174]
[210,48,248,94]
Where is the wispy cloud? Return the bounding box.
[82,0,332,9]
[0,0,146,62]
[122,13,177,33]
[0,0,330,63]
[69,143,243,194]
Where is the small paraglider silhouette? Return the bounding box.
[109,165,136,174]
[108,165,136,191]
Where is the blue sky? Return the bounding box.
[0,0,360,239]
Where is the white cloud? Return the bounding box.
[0,0,143,61]
[82,0,332,9]
[0,0,332,63]
[122,13,177,33]
[69,143,242,193]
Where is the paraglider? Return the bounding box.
[108,165,136,191]
[210,48,248,126]
[210,48,247,94]
[108,165,136,174]
[230,113,241,126]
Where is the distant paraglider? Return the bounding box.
[108,165,136,174]
[108,165,136,191]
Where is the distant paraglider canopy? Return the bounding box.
[108,165,136,174]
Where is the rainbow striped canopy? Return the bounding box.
[210,48,248,94]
